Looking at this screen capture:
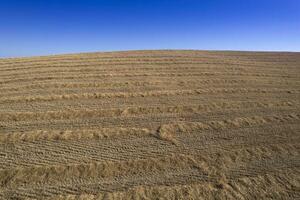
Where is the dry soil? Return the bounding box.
[0,50,299,199]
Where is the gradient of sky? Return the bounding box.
[0,0,299,57]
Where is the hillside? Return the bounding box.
[0,50,299,199]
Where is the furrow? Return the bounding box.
[0,154,204,188]
[0,71,297,85]
[0,100,296,122]
[1,107,298,134]
[0,127,151,143]
[0,88,297,104]
[0,55,298,72]
[1,79,299,94]
[1,64,297,79]
[1,168,208,199]
[0,115,298,171]
[158,113,300,136]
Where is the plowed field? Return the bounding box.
[0,50,299,199]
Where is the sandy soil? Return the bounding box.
[0,50,299,199]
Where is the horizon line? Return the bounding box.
[1,48,299,59]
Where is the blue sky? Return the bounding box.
[0,0,299,57]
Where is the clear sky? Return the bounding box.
[0,0,299,57]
